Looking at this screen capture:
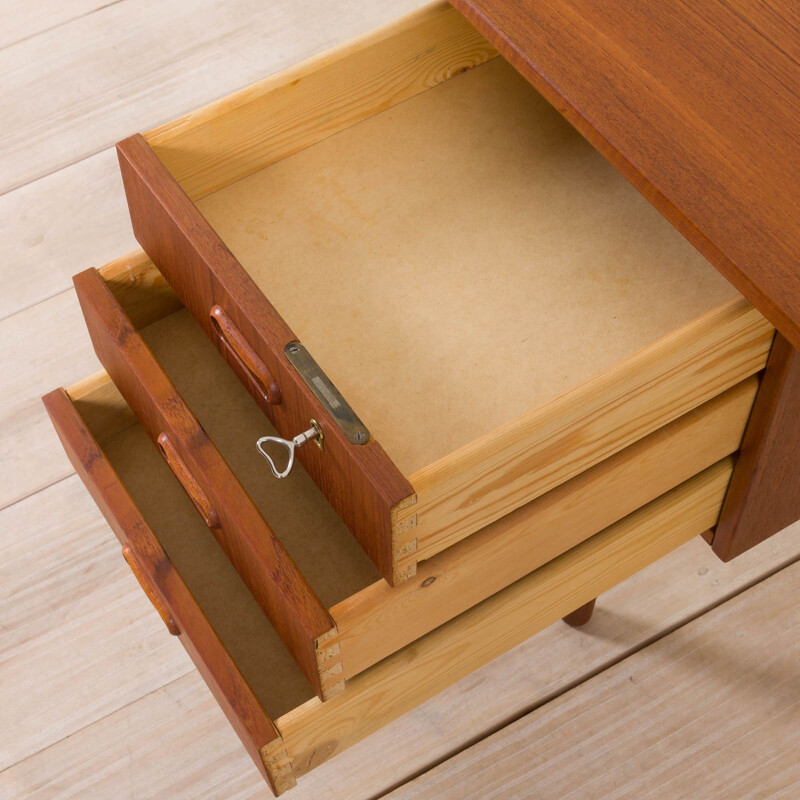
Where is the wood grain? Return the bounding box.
[0,149,136,322]
[0,0,113,50]
[68,370,136,442]
[0,290,101,511]
[116,133,414,585]
[12,3,800,795]
[451,0,800,350]
[121,544,180,636]
[333,378,757,678]
[145,3,497,200]
[41,387,284,791]
[386,559,800,800]
[277,459,735,784]
[96,249,181,329]
[712,333,800,560]
[396,297,773,567]
[71,267,335,700]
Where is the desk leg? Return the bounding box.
[711,332,800,561]
[563,598,596,627]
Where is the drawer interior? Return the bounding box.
[195,55,738,476]
[86,397,318,720]
[136,307,380,608]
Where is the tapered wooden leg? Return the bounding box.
[563,598,596,627]
[711,333,800,561]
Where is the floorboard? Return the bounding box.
[0,290,100,510]
[0,0,119,51]
[0,0,426,195]
[0,149,135,321]
[1,526,797,799]
[385,556,800,800]
[0,476,193,771]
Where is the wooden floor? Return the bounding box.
[1,2,798,798]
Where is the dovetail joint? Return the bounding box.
[391,494,419,584]
[262,738,296,795]
[393,559,418,584]
[395,512,418,534]
[315,627,345,701]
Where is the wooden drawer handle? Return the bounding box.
[157,432,221,529]
[122,546,180,636]
[210,305,282,405]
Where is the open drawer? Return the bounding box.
[68,249,760,691]
[114,4,775,585]
[45,370,736,794]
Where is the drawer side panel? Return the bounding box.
[399,297,774,567]
[332,377,758,678]
[279,458,735,781]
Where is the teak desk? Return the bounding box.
[44,1,799,793]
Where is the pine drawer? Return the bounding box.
[113,3,775,585]
[44,368,736,794]
[61,254,756,698]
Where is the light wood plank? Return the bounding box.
[0,673,265,800]
[0,0,117,51]
[145,3,496,200]
[3,520,797,799]
[67,371,136,443]
[277,460,733,780]
[0,0,428,195]
[0,290,101,510]
[0,476,193,771]
[0,250,179,510]
[398,297,773,567]
[386,559,800,800]
[0,149,136,321]
[332,379,757,678]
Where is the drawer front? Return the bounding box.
[41,387,289,794]
[117,133,414,585]
[72,267,337,701]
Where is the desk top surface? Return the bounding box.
[452,0,800,349]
